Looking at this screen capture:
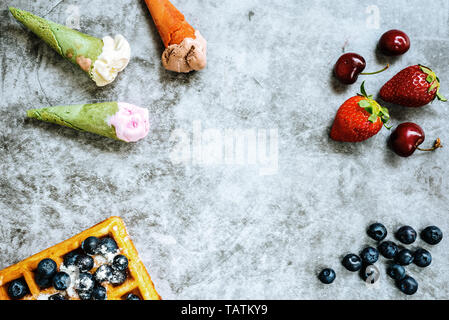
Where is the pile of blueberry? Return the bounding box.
[318,224,443,295]
[7,236,141,300]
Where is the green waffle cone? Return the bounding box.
[10,7,103,75]
[27,102,121,141]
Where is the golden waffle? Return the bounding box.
[0,216,161,300]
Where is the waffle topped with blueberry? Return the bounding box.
[0,217,161,300]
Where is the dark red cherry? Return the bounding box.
[379,30,410,56]
[334,53,389,85]
[334,53,366,85]
[390,122,442,157]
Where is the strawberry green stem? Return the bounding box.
[358,81,391,128]
[360,64,390,76]
[417,138,443,152]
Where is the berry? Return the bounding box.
[81,236,100,255]
[318,268,336,284]
[330,82,390,142]
[390,123,424,157]
[75,254,94,272]
[334,53,389,85]
[386,264,406,281]
[35,273,52,289]
[110,269,127,286]
[49,293,66,300]
[63,251,80,267]
[113,255,129,271]
[126,293,141,300]
[378,241,399,259]
[77,290,93,300]
[76,272,95,291]
[7,279,29,299]
[414,248,432,268]
[52,272,71,290]
[421,226,443,245]
[379,29,410,56]
[342,254,363,272]
[361,265,380,284]
[36,258,57,278]
[395,249,414,266]
[397,276,418,295]
[334,53,366,85]
[92,285,107,300]
[94,264,114,283]
[390,123,442,157]
[98,237,118,255]
[367,223,387,242]
[380,65,446,108]
[396,226,417,245]
[360,247,379,265]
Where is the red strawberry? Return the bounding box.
[380,65,447,107]
[331,82,390,142]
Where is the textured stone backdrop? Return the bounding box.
[0,0,448,299]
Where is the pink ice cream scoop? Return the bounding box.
[108,102,150,142]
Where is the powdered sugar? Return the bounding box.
[59,264,79,298]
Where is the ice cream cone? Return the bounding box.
[27,102,150,142]
[10,7,131,86]
[144,0,196,47]
[144,0,207,72]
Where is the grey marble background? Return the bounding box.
[1,0,448,299]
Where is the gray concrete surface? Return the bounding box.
[1,0,448,299]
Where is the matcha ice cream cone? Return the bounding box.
[27,102,150,142]
[10,7,131,86]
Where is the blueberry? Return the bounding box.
[81,236,100,255]
[110,269,127,286]
[52,272,71,290]
[92,285,107,300]
[378,241,399,259]
[77,290,93,300]
[318,268,336,284]
[367,223,387,242]
[94,264,113,283]
[421,226,443,245]
[342,254,363,272]
[7,279,29,299]
[414,248,432,268]
[395,226,417,245]
[98,237,118,255]
[113,255,129,271]
[75,254,94,272]
[36,258,57,278]
[76,272,95,291]
[49,293,66,300]
[63,251,80,267]
[361,265,380,284]
[397,276,418,295]
[360,247,379,265]
[35,273,52,289]
[387,264,406,281]
[126,293,141,300]
[395,249,414,266]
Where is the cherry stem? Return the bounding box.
[360,64,390,76]
[417,138,443,152]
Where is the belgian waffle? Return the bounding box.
[0,216,161,300]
